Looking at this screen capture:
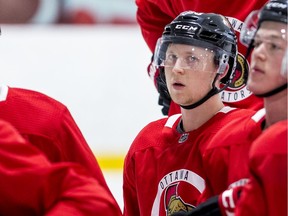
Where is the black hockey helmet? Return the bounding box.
[241,0,288,47]
[154,11,238,82]
[153,11,238,109]
[259,0,287,25]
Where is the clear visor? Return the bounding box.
[240,10,259,47]
[240,10,287,47]
[281,49,288,78]
[153,37,227,72]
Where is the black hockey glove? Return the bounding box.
[171,186,243,216]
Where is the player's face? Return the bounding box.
[164,43,217,106]
[248,21,287,95]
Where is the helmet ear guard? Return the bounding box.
[217,54,229,75]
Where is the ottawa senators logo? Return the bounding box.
[151,169,205,215]
[164,184,194,216]
[220,53,252,103]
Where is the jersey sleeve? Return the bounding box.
[0,120,122,216]
[123,150,140,216]
[58,107,122,213]
[136,0,174,52]
[58,107,107,183]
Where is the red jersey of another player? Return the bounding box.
[234,120,287,216]
[0,85,121,214]
[123,107,254,216]
[136,0,266,112]
[0,119,121,216]
[198,108,265,203]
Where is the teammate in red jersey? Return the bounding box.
[172,1,287,215]
[234,120,287,216]
[136,0,267,115]
[0,119,122,216]
[0,85,122,215]
[123,11,256,216]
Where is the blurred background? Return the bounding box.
[0,0,163,211]
[0,0,137,24]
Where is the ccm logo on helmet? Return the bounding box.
[267,2,287,9]
[175,24,198,31]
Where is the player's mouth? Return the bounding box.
[251,65,264,75]
[172,82,185,90]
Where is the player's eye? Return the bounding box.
[267,42,282,51]
[164,54,177,65]
[252,39,262,48]
[185,55,199,64]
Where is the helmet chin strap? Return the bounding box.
[180,86,220,109]
[255,83,288,97]
[180,74,229,110]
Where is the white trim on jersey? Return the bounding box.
[251,108,266,123]
[164,114,181,128]
[218,106,236,114]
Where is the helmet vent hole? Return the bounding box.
[208,23,217,27]
[200,31,222,42]
[183,16,198,21]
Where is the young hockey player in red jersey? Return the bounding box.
[123,11,256,216]
[135,0,267,115]
[172,1,287,215]
[0,119,122,216]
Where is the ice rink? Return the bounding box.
[104,170,124,212]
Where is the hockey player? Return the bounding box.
[135,0,267,115]
[0,119,122,215]
[123,11,256,216]
[0,29,122,215]
[172,0,287,215]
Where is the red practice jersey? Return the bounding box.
[136,0,266,112]
[198,108,265,203]
[0,85,121,214]
[235,120,288,216]
[0,119,122,216]
[123,106,254,216]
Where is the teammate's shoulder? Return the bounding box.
[9,86,62,102]
[251,120,287,155]
[206,108,265,149]
[138,114,181,134]
[229,107,265,125]
[127,114,180,154]
[3,85,67,109]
